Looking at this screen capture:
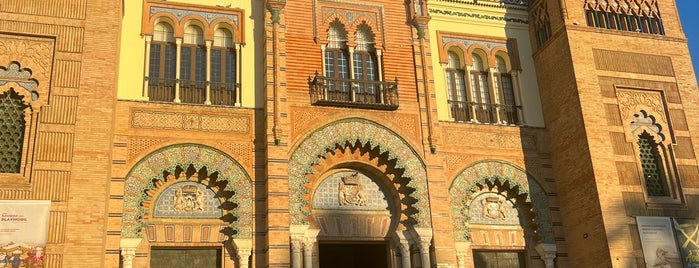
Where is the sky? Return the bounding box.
[676,0,699,84]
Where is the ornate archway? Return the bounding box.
[288,118,431,228]
[121,144,253,239]
[449,160,554,244]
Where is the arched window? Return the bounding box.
[211,27,237,106]
[495,55,518,124]
[0,89,29,173]
[637,131,669,197]
[180,24,206,103]
[353,24,379,103]
[324,20,350,100]
[148,22,177,102]
[445,51,469,122]
[470,53,493,123]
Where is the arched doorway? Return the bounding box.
[119,144,253,268]
[311,169,398,268]
[288,118,433,268]
[449,160,557,268]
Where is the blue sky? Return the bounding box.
[677,0,699,83]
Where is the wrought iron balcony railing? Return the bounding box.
[308,72,399,110]
[146,77,239,106]
[448,100,521,125]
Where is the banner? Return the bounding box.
[0,200,51,268]
[674,219,699,268]
[637,216,683,268]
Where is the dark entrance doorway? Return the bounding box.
[150,248,222,268]
[319,242,389,268]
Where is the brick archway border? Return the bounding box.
[122,144,253,239]
[288,118,431,227]
[449,160,554,243]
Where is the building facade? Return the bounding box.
[0,0,697,267]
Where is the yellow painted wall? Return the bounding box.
[428,2,545,127]
[117,0,263,108]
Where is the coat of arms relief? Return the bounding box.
[338,172,367,206]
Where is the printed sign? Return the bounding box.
[0,200,51,268]
[674,219,699,268]
[637,216,683,268]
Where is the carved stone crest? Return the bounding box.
[338,173,367,206]
[173,185,205,212]
[482,196,507,220]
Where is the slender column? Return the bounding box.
[376,49,385,103]
[291,240,303,268]
[303,240,314,268]
[205,40,212,105]
[237,251,251,268]
[397,240,411,268]
[174,38,183,103]
[464,66,477,123]
[143,36,152,99]
[320,46,328,100]
[488,67,501,124]
[236,43,243,106]
[512,71,525,125]
[348,47,356,102]
[535,244,557,268]
[417,239,431,268]
[455,242,471,268]
[120,238,142,268]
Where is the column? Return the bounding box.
[412,228,433,268]
[120,238,142,268]
[455,242,471,268]
[348,47,356,102]
[488,67,501,124]
[143,36,152,99]
[236,43,243,106]
[291,239,303,268]
[205,40,212,105]
[376,49,385,104]
[174,38,183,103]
[232,238,252,268]
[535,243,557,268]
[512,71,525,125]
[303,240,314,268]
[320,46,328,100]
[398,240,411,268]
[464,65,477,123]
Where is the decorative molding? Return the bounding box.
[593,49,674,76]
[150,7,239,25]
[429,8,528,24]
[131,110,250,133]
[449,160,554,243]
[584,0,660,18]
[288,118,431,227]
[615,88,671,144]
[122,144,253,239]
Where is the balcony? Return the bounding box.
[146,78,239,106]
[449,101,521,125]
[308,73,399,110]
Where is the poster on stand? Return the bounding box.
[674,218,699,268]
[0,200,51,268]
[637,216,683,268]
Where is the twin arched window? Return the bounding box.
[147,21,238,106]
[322,20,381,103]
[445,50,519,125]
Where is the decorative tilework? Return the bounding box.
[154,182,221,218]
[442,37,505,52]
[449,160,554,243]
[0,62,38,100]
[429,8,528,24]
[289,118,431,227]
[312,170,390,211]
[122,144,253,239]
[150,7,239,25]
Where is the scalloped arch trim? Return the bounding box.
[121,144,253,239]
[288,118,431,227]
[449,160,554,243]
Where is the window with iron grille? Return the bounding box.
[637,131,669,197]
[0,89,29,174]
